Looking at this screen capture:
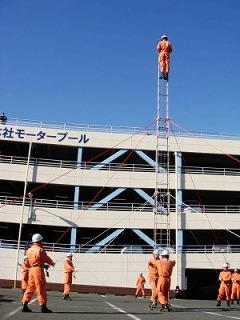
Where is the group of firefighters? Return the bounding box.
[20,234,176,314]
[19,232,240,313]
[135,249,176,312]
[135,251,240,311]
[20,233,76,313]
[216,262,240,307]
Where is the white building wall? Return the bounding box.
[0,248,238,291]
[1,204,240,230]
[4,124,240,154]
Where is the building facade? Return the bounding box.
[0,118,240,298]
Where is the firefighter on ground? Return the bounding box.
[148,249,159,309]
[154,249,175,312]
[21,233,55,313]
[135,272,146,298]
[157,35,172,81]
[231,268,240,304]
[20,256,30,294]
[63,252,77,301]
[216,262,232,307]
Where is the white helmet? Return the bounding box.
[161,35,168,40]
[67,252,73,257]
[24,255,28,260]
[161,249,169,256]
[223,263,229,268]
[32,233,43,243]
[153,249,159,256]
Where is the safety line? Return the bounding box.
[52,116,240,265]
[56,124,154,246]
[0,119,156,248]
[0,119,157,211]
[170,193,239,271]
[0,119,157,275]
[27,120,155,268]
[169,121,240,265]
[170,119,240,164]
[169,126,222,267]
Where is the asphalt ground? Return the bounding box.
[1,288,240,320]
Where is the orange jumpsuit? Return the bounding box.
[217,270,232,302]
[148,258,159,303]
[21,260,30,292]
[155,257,175,305]
[157,39,172,73]
[231,271,240,302]
[63,257,76,295]
[22,242,54,306]
[135,274,146,297]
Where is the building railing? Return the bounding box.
[0,196,154,211]
[4,118,240,140]
[2,154,240,176]
[1,195,240,214]
[0,239,239,254]
[0,155,156,172]
[3,118,155,135]
[0,195,235,214]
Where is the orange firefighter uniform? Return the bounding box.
[157,35,172,80]
[154,251,175,311]
[148,252,159,307]
[231,269,240,304]
[63,253,76,300]
[21,256,30,293]
[216,264,232,306]
[135,273,146,297]
[22,233,55,313]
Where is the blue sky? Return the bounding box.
[1,0,240,134]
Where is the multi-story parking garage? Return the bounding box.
[0,118,240,298]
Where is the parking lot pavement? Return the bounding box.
[1,288,240,320]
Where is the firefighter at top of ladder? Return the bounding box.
[157,35,172,81]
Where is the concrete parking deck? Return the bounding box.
[1,288,240,320]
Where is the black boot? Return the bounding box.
[237,300,239,304]
[66,294,72,301]
[160,304,168,312]
[41,304,52,313]
[63,295,67,300]
[227,300,230,307]
[166,304,172,312]
[163,72,168,80]
[231,300,234,304]
[22,302,32,312]
[216,300,221,306]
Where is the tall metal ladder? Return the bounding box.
[153,66,171,250]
